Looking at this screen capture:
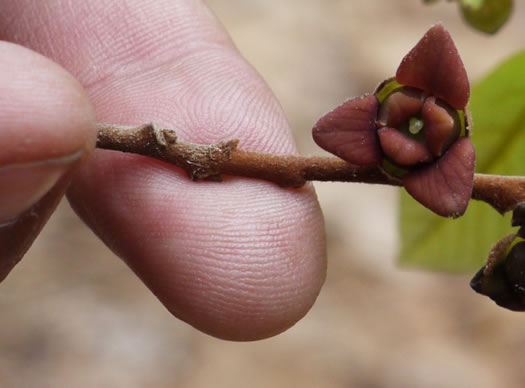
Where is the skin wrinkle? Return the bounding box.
[160,202,306,261]
[180,228,298,248]
[164,267,299,312]
[180,264,296,295]
[138,166,310,216]
[184,295,288,330]
[175,206,297,237]
[88,43,234,96]
[175,265,313,325]
[159,204,318,296]
[202,289,298,315]
[179,220,305,252]
[167,235,296,259]
[182,55,258,141]
[88,47,295,153]
[177,261,301,301]
[185,251,285,272]
[1,2,236,90]
[182,244,294,271]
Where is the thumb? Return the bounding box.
[0,42,96,281]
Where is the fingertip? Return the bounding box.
[175,186,327,341]
[0,42,96,279]
[0,41,97,166]
[0,42,96,222]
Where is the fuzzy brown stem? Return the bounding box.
[472,174,525,214]
[96,123,525,214]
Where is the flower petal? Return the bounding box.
[312,94,382,166]
[377,88,423,128]
[402,137,475,218]
[422,97,461,157]
[396,24,470,110]
[378,127,433,166]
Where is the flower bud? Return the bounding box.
[312,24,476,218]
[471,239,525,311]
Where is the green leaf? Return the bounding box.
[400,51,525,273]
[459,0,513,34]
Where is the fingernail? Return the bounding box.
[0,151,83,224]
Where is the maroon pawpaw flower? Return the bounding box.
[312,24,475,218]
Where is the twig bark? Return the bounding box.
[96,123,525,214]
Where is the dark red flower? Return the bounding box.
[312,24,476,218]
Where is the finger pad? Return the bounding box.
[68,152,326,340]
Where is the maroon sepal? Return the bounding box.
[396,24,470,110]
[312,94,383,166]
[402,137,475,218]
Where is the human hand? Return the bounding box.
[0,0,326,340]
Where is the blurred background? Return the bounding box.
[2,1,525,387]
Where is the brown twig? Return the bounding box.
[96,123,525,214]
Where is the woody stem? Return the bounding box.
[96,123,525,214]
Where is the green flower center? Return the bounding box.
[374,80,470,179]
[408,117,424,135]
